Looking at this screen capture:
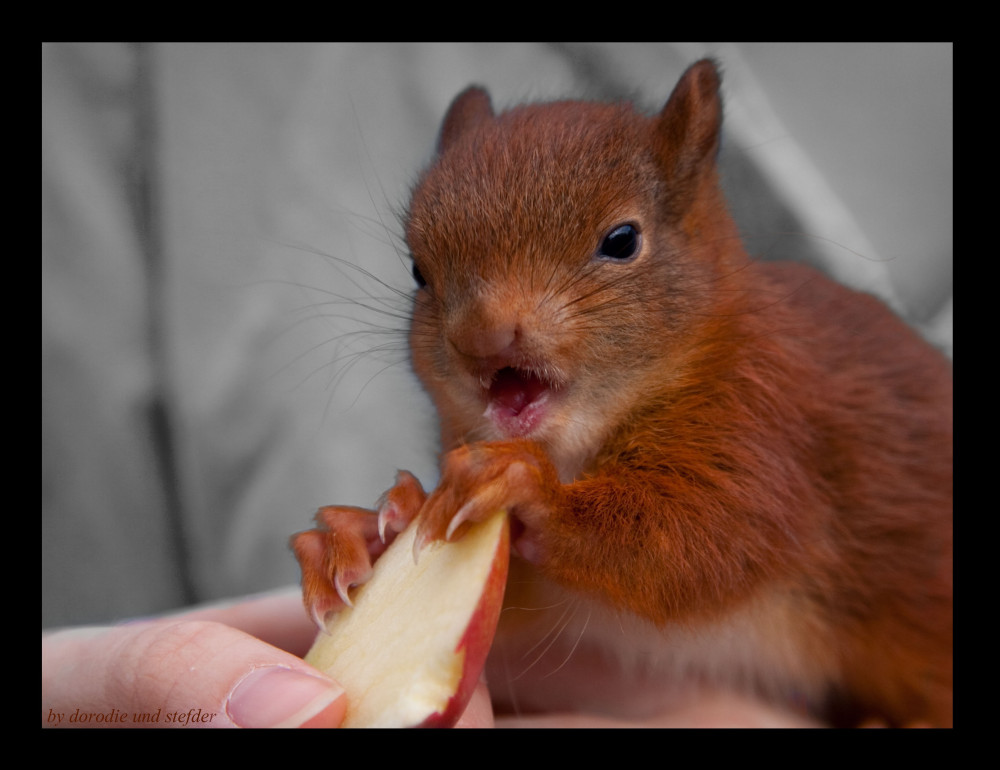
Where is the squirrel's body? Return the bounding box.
[294,60,952,726]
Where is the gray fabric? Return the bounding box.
[42,43,952,627]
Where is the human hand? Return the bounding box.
[43,586,811,728]
[41,587,494,728]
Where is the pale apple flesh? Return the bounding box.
[303,508,510,728]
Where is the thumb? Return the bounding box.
[42,618,346,728]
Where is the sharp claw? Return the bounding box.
[334,575,355,609]
[310,603,332,635]
[412,528,430,564]
[377,507,389,544]
[446,501,474,540]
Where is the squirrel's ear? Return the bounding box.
[654,59,723,193]
[437,86,494,154]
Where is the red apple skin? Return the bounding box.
[415,515,510,727]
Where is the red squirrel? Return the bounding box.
[292,59,953,727]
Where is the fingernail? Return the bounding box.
[226,665,346,728]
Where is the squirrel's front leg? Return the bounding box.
[414,440,562,563]
[290,470,427,629]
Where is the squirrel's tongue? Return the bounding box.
[487,368,548,416]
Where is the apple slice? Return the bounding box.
[303,507,509,728]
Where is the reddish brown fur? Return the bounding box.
[293,60,952,726]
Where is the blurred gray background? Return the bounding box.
[42,43,952,628]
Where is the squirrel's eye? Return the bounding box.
[411,260,427,288]
[597,223,641,262]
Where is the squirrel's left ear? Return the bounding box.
[653,59,723,203]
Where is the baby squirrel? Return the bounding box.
[293,59,953,727]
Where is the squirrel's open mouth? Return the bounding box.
[487,367,551,416]
[483,366,559,437]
